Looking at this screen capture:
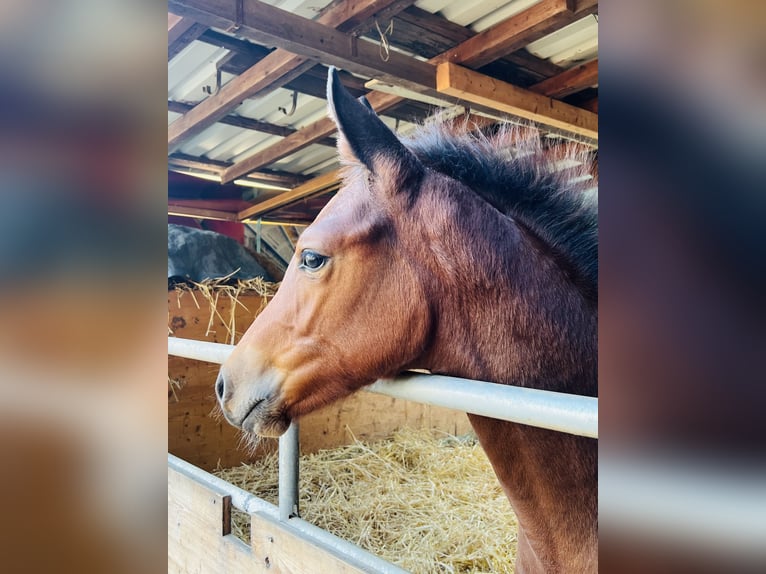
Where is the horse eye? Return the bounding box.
[300,250,326,271]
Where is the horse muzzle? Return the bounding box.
[215,367,290,437]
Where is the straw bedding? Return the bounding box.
[215,428,517,573]
[169,275,278,344]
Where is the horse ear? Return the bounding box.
[327,66,419,175]
[357,95,374,112]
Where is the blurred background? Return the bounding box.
[0,0,764,572]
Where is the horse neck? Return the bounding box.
[420,213,597,394]
[415,210,598,573]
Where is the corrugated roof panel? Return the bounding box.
[233,88,328,131]
[234,89,294,122]
[271,144,336,174]
[471,0,542,32]
[525,14,598,67]
[177,123,253,159]
[168,41,229,102]
[227,132,288,164]
[205,129,273,162]
[415,0,454,15]
[261,92,329,130]
[444,0,539,28]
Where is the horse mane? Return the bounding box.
[401,118,598,302]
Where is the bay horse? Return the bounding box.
[217,67,597,573]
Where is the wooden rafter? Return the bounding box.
[432,0,577,69]
[168,100,337,146]
[238,170,341,221]
[393,6,563,81]
[168,0,417,150]
[530,59,598,98]
[168,153,307,186]
[436,62,598,140]
[168,13,207,60]
[168,204,239,221]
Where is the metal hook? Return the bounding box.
[203,67,222,97]
[278,90,298,116]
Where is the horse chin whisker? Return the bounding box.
[237,429,267,458]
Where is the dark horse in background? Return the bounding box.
[216,68,597,573]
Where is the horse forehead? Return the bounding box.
[302,193,384,245]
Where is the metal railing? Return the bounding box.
[168,337,598,438]
[168,336,598,573]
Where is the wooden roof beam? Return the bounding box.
[168,100,337,146]
[530,59,598,99]
[168,153,307,186]
[168,0,417,151]
[436,62,598,141]
[168,13,207,60]
[433,0,578,69]
[168,204,239,222]
[238,170,341,222]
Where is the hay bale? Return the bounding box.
[216,428,517,573]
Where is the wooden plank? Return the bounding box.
[168,465,262,573]
[168,0,417,151]
[328,0,416,34]
[169,100,337,146]
[436,62,598,140]
[168,15,207,60]
[238,170,341,221]
[169,461,380,573]
[168,155,225,174]
[531,58,598,98]
[432,0,576,69]
[249,512,370,574]
[168,203,240,221]
[392,6,562,82]
[222,91,402,183]
[169,154,307,186]
[170,100,292,137]
[198,28,271,60]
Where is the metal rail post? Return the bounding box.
[278,421,300,521]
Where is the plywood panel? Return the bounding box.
[169,464,370,574]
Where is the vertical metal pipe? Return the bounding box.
[278,421,300,521]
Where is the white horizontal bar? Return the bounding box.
[168,336,233,364]
[368,375,597,438]
[168,337,598,438]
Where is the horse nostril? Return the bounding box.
[215,372,225,401]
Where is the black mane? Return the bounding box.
[402,120,598,302]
